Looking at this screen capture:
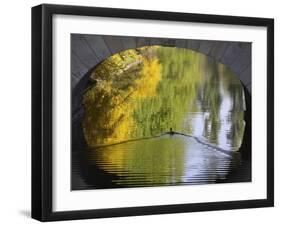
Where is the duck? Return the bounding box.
[169,127,175,135]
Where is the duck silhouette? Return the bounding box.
[169,127,175,135]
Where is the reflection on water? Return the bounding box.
[72,46,250,190]
[88,135,243,187]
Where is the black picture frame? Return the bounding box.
[32,3,274,222]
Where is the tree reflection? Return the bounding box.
[82,46,245,152]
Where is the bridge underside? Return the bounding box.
[71,34,251,92]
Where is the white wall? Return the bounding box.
[0,0,279,225]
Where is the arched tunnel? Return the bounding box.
[71,34,252,189]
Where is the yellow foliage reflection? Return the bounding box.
[82,47,162,147]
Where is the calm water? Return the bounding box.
[72,46,250,190]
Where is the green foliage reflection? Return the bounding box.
[82,46,245,152]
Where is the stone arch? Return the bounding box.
[71,34,251,92]
[71,34,251,159]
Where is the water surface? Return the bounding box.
[72,46,250,190]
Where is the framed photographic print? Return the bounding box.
[32,4,274,221]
